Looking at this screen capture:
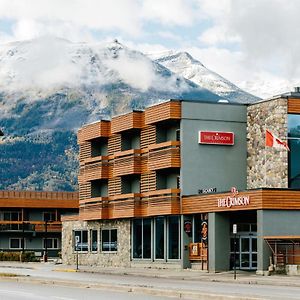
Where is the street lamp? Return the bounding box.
[44,218,48,262]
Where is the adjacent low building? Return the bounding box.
[62,90,300,275]
[0,190,78,258]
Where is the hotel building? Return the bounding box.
[62,90,300,275]
[0,190,78,258]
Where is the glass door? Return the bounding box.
[240,236,257,270]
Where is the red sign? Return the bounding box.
[198,131,234,145]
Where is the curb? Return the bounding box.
[0,275,262,300]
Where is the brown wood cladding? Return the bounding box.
[140,125,156,148]
[113,150,142,177]
[79,182,91,201]
[140,172,156,193]
[288,98,300,114]
[0,190,79,209]
[108,177,122,196]
[145,101,181,125]
[107,134,122,155]
[182,189,300,215]
[78,159,109,183]
[79,189,180,220]
[79,142,91,162]
[148,141,180,170]
[78,121,111,144]
[111,111,144,134]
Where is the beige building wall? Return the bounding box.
[247,98,288,189]
[62,219,131,267]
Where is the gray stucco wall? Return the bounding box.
[257,210,300,272]
[208,212,230,272]
[181,102,247,196]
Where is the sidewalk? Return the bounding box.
[0,261,300,299]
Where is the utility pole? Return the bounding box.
[44,219,48,262]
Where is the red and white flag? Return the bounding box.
[265,129,290,151]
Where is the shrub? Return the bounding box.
[0,251,38,262]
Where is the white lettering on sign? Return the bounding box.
[217,195,250,208]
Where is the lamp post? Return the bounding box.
[44,219,48,262]
[233,224,237,280]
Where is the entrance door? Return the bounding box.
[239,236,257,270]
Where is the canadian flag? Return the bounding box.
[265,129,290,151]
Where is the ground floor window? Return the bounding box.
[9,238,24,249]
[132,216,181,261]
[44,238,59,249]
[101,229,117,252]
[132,219,151,259]
[168,216,180,260]
[90,229,98,252]
[74,230,88,251]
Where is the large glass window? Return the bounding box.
[288,114,300,188]
[168,216,180,260]
[155,217,165,259]
[74,230,88,251]
[90,230,98,252]
[101,229,117,252]
[132,219,152,259]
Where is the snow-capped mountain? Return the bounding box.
[0,37,259,191]
[153,51,259,103]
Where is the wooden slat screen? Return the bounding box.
[111,111,144,134]
[288,98,300,114]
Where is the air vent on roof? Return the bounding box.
[294,87,300,93]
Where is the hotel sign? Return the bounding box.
[198,131,234,145]
[217,187,250,208]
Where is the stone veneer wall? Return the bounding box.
[62,219,131,267]
[247,98,288,189]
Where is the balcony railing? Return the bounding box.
[108,193,141,219]
[79,197,109,220]
[113,149,142,177]
[0,221,62,232]
[78,157,110,182]
[138,189,181,217]
[78,189,181,220]
[148,141,180,171]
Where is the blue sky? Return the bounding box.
[0,0,299,98]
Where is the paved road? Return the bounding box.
[0,281,168,300]
[1,264,300,299]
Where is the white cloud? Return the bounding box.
[141,0,198,26]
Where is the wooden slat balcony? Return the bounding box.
[78,157,110,182]
[136,189,181,217]
[145,100,181,125]
[113,149,142,177]
[108,193,141,219]
[0,221,62,232]
[78,120,111,144]
[79,197,109,220]
[111,111,144,134]
[148,141,180,171]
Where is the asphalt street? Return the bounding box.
[0,281,168,300]
[0,263,300,299]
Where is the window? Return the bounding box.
[176,129,180,141]
[101,229,117,252]
[74,230,88,251]
[43,212,56,222]
[168,216,180,260]
[3,211,22,230]
[288,114,300,187]
[10,238,24,249]
[43,238,59,249]
[132,219,151,259]
[90,230,98,252]
[155,217,165,259]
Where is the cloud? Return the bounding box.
[141,0,198,26]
